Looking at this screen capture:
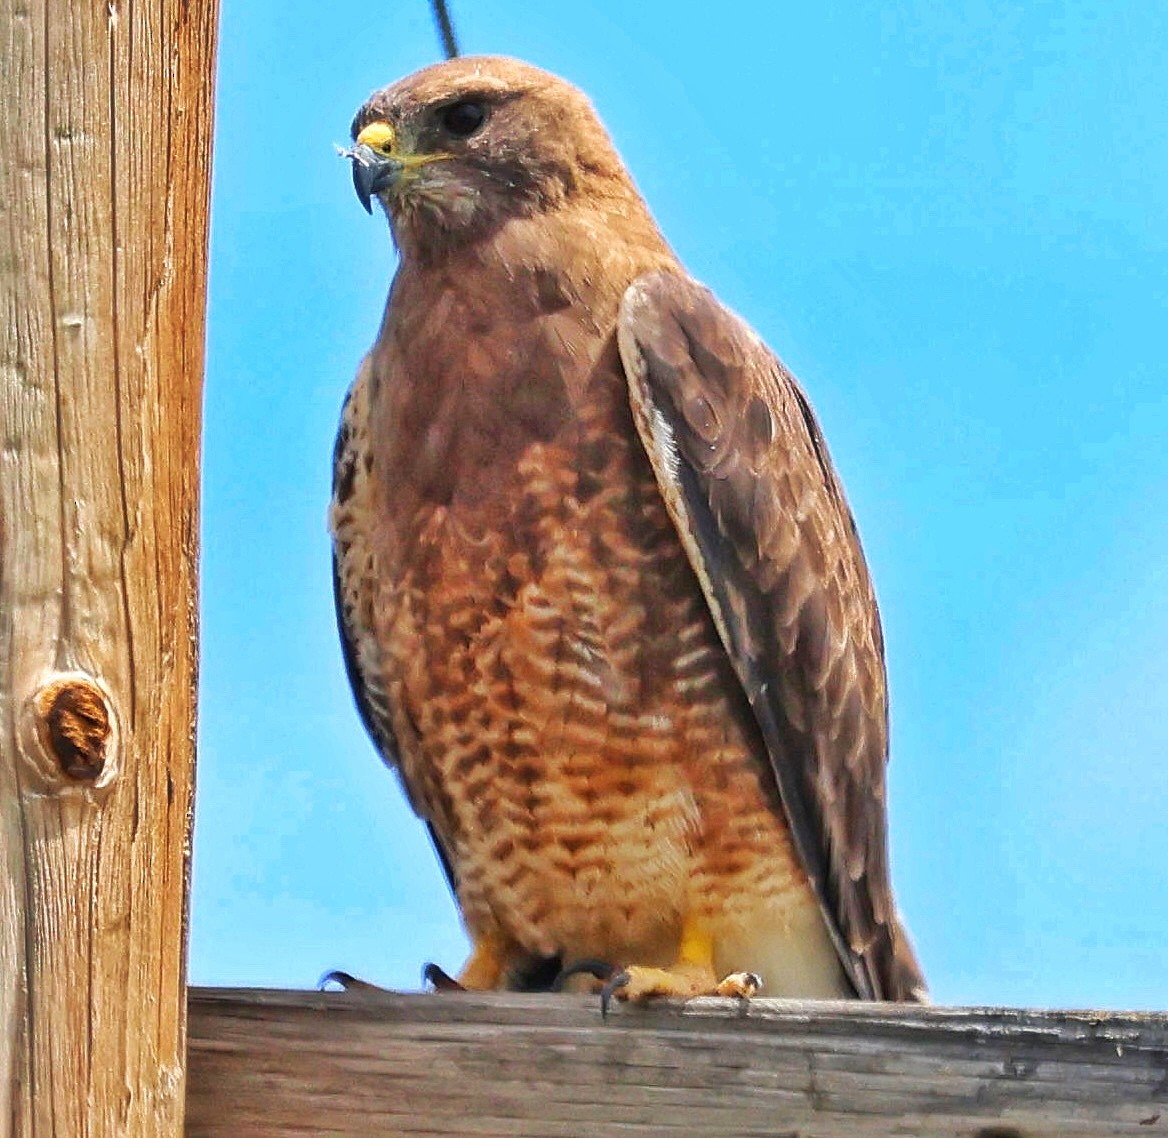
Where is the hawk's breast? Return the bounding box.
[362,328,828,975]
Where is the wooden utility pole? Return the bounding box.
[0,1,218,1134]
[187,990,1168,1137]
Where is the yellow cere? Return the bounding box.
[356,121,396,153]
[355,120,452,170]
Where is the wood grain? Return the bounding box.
[187,989,1168,1137]
[0,1,217,1133]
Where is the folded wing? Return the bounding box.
[618,270,925,1001]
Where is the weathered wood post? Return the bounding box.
[0,1,218,1134]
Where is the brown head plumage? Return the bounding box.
[348,57,644,258]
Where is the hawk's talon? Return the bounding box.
[600,969,631,1017]
[551,957,617,992]
[422,962,466,992]
[318,969,384,992]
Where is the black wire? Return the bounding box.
[430,0,460,59]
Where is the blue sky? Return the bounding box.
[192,1,1168,1008]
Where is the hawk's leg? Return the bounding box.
[452,931,512,990]
[427,936,564,992]
[602,918,762,1014]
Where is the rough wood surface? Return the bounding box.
[0,1,218,1134]
[187,989,1168,1137]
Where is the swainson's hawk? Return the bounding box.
[331,56,925,1004]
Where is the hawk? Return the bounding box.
[331,56,926,1004]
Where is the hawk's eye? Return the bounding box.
[439,100,487,138]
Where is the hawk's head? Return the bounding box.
[346,56,636,255]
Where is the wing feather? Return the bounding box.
[618,271,924,1001]
[329,356,459,894]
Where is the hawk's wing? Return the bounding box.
[618,270,924,1001]
[330,359,459,894]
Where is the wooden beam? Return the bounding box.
[186,989,1168,1137]
[0,1,218,1134]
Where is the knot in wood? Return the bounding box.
[33,675,114,781]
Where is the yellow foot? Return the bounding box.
[597,916,763,1015]
[601,965,763,1014]
[715,971,764,998]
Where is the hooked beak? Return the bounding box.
[349,143,402,214]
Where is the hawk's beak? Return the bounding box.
[345,121,452,214]
[349,143,402,214]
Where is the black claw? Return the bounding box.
[422,962,465,992]
[319,969,358,991]
[600,969,631,1018]
[319,969,387,992]
[551,957,617,992]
